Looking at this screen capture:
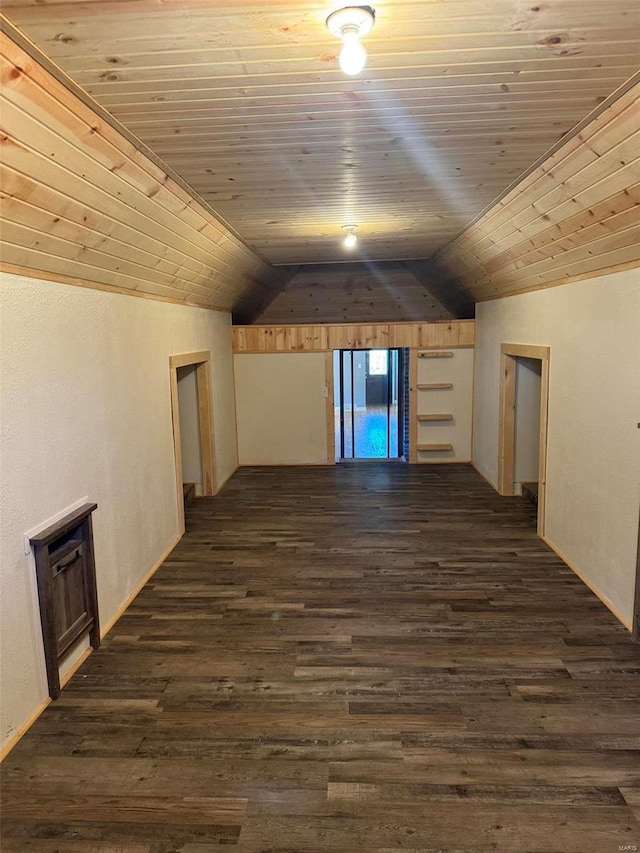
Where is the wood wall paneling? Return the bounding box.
[232,322,475,353]
[436,80,640,300]
[327,324,391,351]
[388,322,476,349]
[0,30,285,317]
[232,325,330,353]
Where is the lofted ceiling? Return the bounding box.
[2,0,639,272]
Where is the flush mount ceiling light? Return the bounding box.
[342,224,358,248]
[326,6,375,75]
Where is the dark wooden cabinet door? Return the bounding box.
[51,542,92,657]
[30,503,100,699]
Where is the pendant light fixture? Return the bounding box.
[326,6,375,76]
[342,224,358,249]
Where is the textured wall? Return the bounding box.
[234,353,329,465]
[473,269,640,626]
[0,272,238,752]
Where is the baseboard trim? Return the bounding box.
[1,533,181,762]
[417,458,472,465]
[469,465,630,630]
[238,461,335,467]
[541,534,633,632]
[0,698,51,762]
[100,534,181,639]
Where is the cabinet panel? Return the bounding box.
[30,503,100,699]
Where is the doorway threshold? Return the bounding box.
[337,457,407,464]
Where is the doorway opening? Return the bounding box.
[333,348,407,460]
[169,351,215,536]
[177,365,203,502]
[498,343,550,536]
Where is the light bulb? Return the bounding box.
[339,30,367,75]
[327,8,375,76]
[344,232,358,249]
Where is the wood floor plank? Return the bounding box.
[1,463,638,851]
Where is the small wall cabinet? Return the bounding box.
[30,503,100,699]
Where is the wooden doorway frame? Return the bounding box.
[498,343,550,537]
[634,502,640,642]
[332,347,404,462]
[324,351,336,464]
[169,351,215,536]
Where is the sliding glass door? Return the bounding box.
[334,348,403,460]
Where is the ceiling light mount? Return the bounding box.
[342,224,358,249]
[326,6,375,75]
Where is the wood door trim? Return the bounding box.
[169,351,211,370]
[634,501,640,641]
[498,343,550,537]
[324,351,336,465]
[169,351,216,536]
[408,349,418,464]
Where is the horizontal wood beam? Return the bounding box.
[232,321,475,353]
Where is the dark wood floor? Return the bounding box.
[2,463,639,852]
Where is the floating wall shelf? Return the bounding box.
[417,413,453,422]
[410,344,473,465]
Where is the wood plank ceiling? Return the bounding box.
[3,0,639,269]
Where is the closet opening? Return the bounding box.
[498,343,550,536]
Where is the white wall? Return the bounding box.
[0,272,238,752]
[514,357,542,491]
[234,353,329,465]
[417,347,474,462]
[177,365,203,494]
[473,269,640,627]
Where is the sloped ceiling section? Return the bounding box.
[1,2,639,321]
[0,26,288,320]
[3,0,639,268]
[256,261,458,324]
[436,76,640,300]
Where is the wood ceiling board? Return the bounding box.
[458,115,640,257]
[88,69,636,105]
[256,261,454,325]
[448,83,640,229]
[7,1,636,34]
[31,38,640,81]
[436,81,640,300]
[3,0,639,268]
[0,31,286,315]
